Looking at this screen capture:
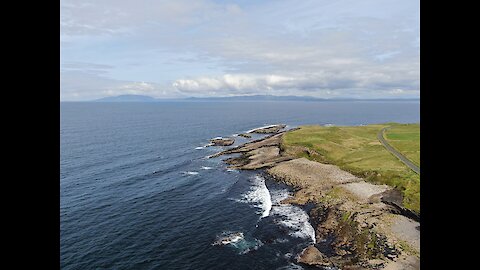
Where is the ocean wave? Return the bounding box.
[276,263,304,270]
[201,166,213,170]
[237,175,272,218]
[236,239,263,255]
[212,231,263,254]
[182,171,199,175]
[269,189,316,243]
[196,143,214,150]
[212,232,244,246]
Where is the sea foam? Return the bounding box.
[238,175,272,218]
[269,189,316,243]
[212,231,263,254]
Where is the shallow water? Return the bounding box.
[60,101,419,269]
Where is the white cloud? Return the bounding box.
[60,0,419,100]
[172,71,419,98]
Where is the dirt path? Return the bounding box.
[378,127,420,174]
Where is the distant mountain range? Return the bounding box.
[94,95,158,102]
[184,95,324,101]
[92,94,419,102]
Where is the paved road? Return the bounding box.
[378,127,420,175]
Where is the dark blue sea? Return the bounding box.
[60,101,420,270]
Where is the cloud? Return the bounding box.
[60,0,419,100]
[172,70,419,98]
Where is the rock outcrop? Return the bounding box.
[297,245,332,267]
[209,137,235,146]
[238,133,252,138]
[248,124,287,134]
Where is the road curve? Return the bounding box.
[378,127,420,175]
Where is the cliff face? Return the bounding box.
[210,127,420,269]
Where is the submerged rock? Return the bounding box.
[210,137,235,146]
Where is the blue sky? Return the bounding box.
[60,0,419,101]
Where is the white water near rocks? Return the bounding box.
[239,175,273,218]
[269,189,316,243]
[236,175,316,243]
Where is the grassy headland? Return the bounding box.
[281,123,420,213]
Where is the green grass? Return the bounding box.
[282,123,420,213]
[385,124,420,167]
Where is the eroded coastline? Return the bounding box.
[209,124,420,269]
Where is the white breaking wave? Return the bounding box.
[196,143,214,149]
[269,189,316,243]
[212,232,244,246]
[238,175,272,218]
[201,166,213,170]
[276,263,304,270]
[183,171,199,175]
[212,231,263,254]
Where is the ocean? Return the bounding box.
[60,101,420,270]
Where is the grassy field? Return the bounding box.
[281,123,420,213]
[385,124,420,167]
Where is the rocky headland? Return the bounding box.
[209,124,420,269]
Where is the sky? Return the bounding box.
[60,0,419,101]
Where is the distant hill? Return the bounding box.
[183,95,419,102]
[91,94,419,102]
[94,95,158,102]
[184,95,324,101]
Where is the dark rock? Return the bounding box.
[380,189,403,207]
[238,133,252,138]
[380,189,420,222]
[210,137,235,146]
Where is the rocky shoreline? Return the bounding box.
[209,124,420,269]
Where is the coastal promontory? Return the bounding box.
[210,123,420,269]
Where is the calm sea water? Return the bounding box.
[60,101,419,270]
